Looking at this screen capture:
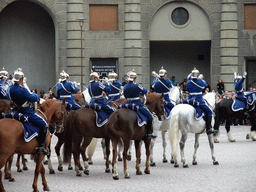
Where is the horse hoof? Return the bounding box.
[68,166,73,170]
[44,187,50,191]
[58,166,63,172]
[192,162,198,165]
[125,175,131,179]
[229,139,236,142]
[118,157,122,161]
[150,162,156,167]
[105,168,110,173]
[17,168,23,173]
[127,155,132,161]
[174,164,179,168]
[136,171,142,175]
[113,176,119,180]
[43,160,48,165]
[144,169,150,174]
[79,166,83,171]
[76,172,82,177]
[84,170,89,175]
[88,161,93,165]
[163,158,168,163]
[183,164,189,168]
[170,160,175,164]
[213,161,219,165]
[23,166,28,171]
[9,178,15,182]
[49,170,55,174]
[246,134,250,139]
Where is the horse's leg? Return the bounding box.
[5,154,14,182]
[134,140,142,175]
[123,139,131,178]
[46,141,55,174]
[117,141,123,161]
[246,120,256,141]
[192,134,200,165]
[180,133,188,168]
[0,169,5,192]
[16,154,22,172]
[207,134,219,165]
[111,140,119,180]
[101,138,107,160]
[21,155,28,171]
[55,134,65,171]
[87,138,98,165]
[127,141,132,161]
[162,130,168,163]
[213,113,222,143]
[80,137,93,176]
[226,119,236,142]
[149,138,156,166]
[144,138,151,174]
[105,138,111,173]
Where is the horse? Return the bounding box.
[168,92,219,168]
[107,92,165,180]
[213,95,256,143]
[150,86,181,166]
[0,99,66,192]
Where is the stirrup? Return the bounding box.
[206,128,217,135]
[145,132,157,138]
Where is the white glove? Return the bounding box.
[243,71,247,77]
[234,72,237,78]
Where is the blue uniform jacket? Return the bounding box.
[234,77,246,102]
[9,84,47,128]
[57,81,78,103]
[108,79,122,102]
[152,77,171,102]
[0,79,9,100]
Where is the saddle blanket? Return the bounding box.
[245,91,256,105]
[85,103,110,127]
[164,105,171,119]
[231,99,245,112]
[118,103,147,127]
[181,99,205,120]
[0,112,40,142]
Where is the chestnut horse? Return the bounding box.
[0,99,66,192]
[107,92,165,180]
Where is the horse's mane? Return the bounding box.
[146,92,162,103]
[38,99,59,112]
[0,99,11,113]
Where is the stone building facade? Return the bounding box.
[0,0,255,92]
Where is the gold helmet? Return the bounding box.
[159,66,167,77]
[0,67,8,78]
[13,68,24,82]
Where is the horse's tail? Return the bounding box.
[108,112,123,144]
[86,138,98,157]
[63,110,77,163]
[169,109,180,158]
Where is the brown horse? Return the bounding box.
[107,92,165,180]
[0,99,66,192]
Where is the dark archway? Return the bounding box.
[0,1,55,93]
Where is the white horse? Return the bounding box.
[150,86,181,166]
[168,92,219,167]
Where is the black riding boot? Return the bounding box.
[37,126,49,155]
[145,117,157,138]
[205,116,216,135]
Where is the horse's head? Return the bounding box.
[37,99,66,133]
[0,99,11,114]
[146,92,165,121]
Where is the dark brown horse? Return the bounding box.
[0,99,66,192]
[107,92,165,180]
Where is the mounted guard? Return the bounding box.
[107,71,122,102]
[123,69,156,138]
[151,67,174,119]
[57,70,81,111]
[0,67,10,100]
[186,68,216,135]
[8,68,49,154]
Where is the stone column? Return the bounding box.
[67,0,85,86]
[220,0,238,91]
[124,0,143,84]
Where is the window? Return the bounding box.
[171,7,189,26]
[89,5,118,31]
[244,4,256,29]
[90,58,117,77]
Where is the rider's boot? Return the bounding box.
[206,116,216,135]
[145,117,157,138]
[37,126,49,155]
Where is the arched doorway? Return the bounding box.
[0,1,55,93]
[149,2,212,86]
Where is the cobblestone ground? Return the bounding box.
[2,125,256,192]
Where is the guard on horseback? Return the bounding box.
[151,67,175,112]
[234,71,249,116]
[107,71,122,102]
[186,68,216,135]
[0,68,10,100]
[88,70,115,115]
[123,69,156,138]
[57,70,81,110]
[8,68,49,154]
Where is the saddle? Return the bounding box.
[85,103,109,127]
[181,99,205,120]
[0,112,40,142]
[118,103,147,127]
